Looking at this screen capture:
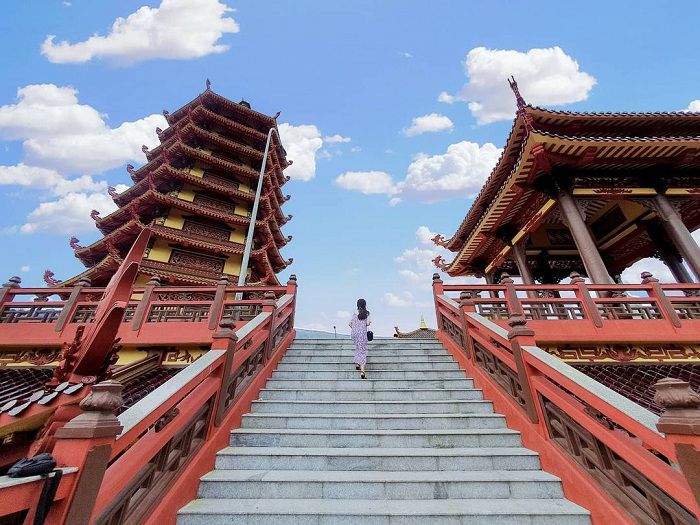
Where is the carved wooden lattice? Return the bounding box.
[541,397,697,525]
[181,220,231,242]
[202,171,240,191]
[0,306,62,323]
[597,302,663,320]
[192,193,235,215]
[475,301,510,320]
[95,398,214,525]
[169,249,226,274]
[440,313,465,348]
[221,304,262,322]
[472,339,527,409]
[521,301,585,320]
[69,304,136,324]
[146,304,210,323]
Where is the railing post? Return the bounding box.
[432,273,444,331]
[570,271,603,328]
[507,314,540,424]
[262,291,278,361]
[47,381,123,525]
[208,275,230,330]
[212,320,238,426]
[131,275,161,331]
[642,271,682,328]
[0,275,21,307]
[55,278,91,332]
[500,273,524,317]
[654,378,700,516]
[459,291,476,359]
[286,274,297,329]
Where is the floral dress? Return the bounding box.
[350,313,370,366]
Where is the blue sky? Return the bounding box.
[1,0,699,335]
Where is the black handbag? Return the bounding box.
[367,330,373,341]
[8,453,62,525]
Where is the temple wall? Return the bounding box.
[223,253,243,274]
[147,238,172,263]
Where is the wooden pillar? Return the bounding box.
[653,194,700,281]
[659,250,695,284]
[484,272,499,298]
[511,242,535,285]
[432,273,444,331]
[557,190,614,284]
[55,278,91,332]
[654,378,700,516]
[286,274,298,328]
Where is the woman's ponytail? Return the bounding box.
[357,298,369,320]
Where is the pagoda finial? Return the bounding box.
[142,144,149,154]
[108,186,118,198]
[286,258,294,266]
[126,164,135,176]
[90,209,100,221]
[273,111,281,119]
[162,109,170,121]
[508,76,534,132]
[206,78,212,91]
[155,127,163,136]
[69,236,83,250]
[419,315,428,329]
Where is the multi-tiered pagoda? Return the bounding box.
[64,81,293,287]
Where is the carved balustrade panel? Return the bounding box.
[439,313,465,349]
[181,220,231,243]
[0,305,62,323]
[221,303,262,322]
[475,301,510,320]
[472,340,527,409]
[146,304,210,323]
[192,193,235,215]
[541,397,697,525]
[672,299,700,320]
[169,249,226,274]
[220,342,266,415]
[156,291,215,301]
[597,301,664,321]
[68,304,136,324]
[96,398,214,525]
[521,301,585,321]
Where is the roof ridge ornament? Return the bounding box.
[508,76,534,132]
[206,78,212,91]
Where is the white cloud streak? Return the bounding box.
[278,123,323,181]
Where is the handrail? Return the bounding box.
[433,273,700,524]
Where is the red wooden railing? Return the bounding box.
[433,272,700,525]
[0,277,297,525]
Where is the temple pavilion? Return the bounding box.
[433,78,700,286]
[62,80,293,287]
[432,79,700,414]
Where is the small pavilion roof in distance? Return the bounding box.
[394,316,437,339]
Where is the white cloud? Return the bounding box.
[335,141,500,204]
[335,310,352,320]
[403,113,454,137]
[324,134,351,144]
[278,123,323,181]
[684,100,700,112]
[0,84,165,174]
[335,171,396,195]
[350,146,362,153]
[383,291,415,308]
[400,52,413,59]
[20,265,30,272]
[396,141,501,202]
[19,192,118,234]
[622,257,674,284]
[439,46,596,125]
[42,0,239,65]
[0,164,63,190]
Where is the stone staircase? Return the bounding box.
[178,337,590,524]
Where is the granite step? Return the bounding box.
[271,370,467,380]
[258,388,483,401]
[250,399,494,415]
